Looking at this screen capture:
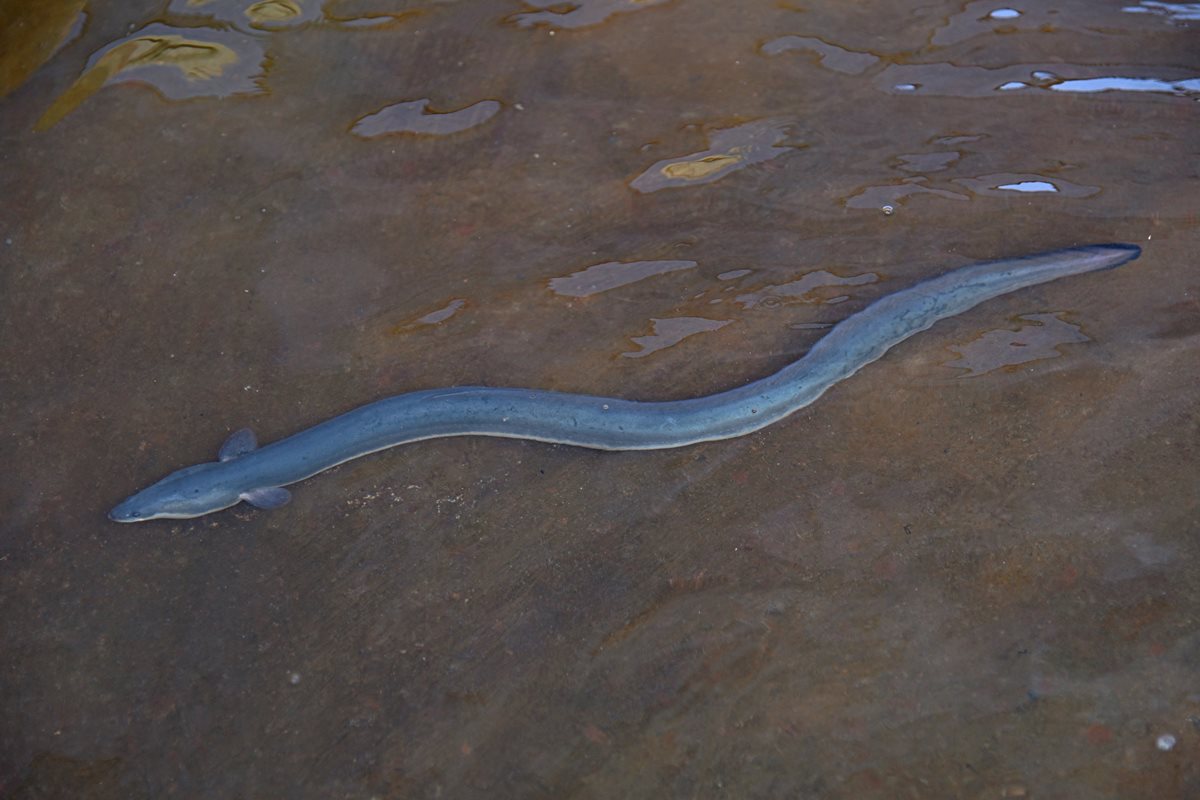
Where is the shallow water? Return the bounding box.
[1,0,1198,797]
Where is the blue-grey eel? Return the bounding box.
[110,243,1140,521]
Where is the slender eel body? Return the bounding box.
[109,244,1140,521]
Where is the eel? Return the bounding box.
[109,243,1140,522]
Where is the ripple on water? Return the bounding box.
[509,0,671,30]
[622,317,732,359]
[352,99,502,138]
[548,260,697,298]
[630,119,796,193]
[759,35,879,75]
[37,23,267,130]
[943,313,1090,377]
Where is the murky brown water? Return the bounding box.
[2,0,1198,797]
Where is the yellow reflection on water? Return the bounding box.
[631,119,795,192]
[245,0,302,24]
[661,152,744,181]
[36,24,264,130]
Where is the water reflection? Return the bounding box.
[735,270,878,309]
[896,152,960,173]
[509,0,671,30]
[847,170,1100,209]
[1122,1,1200,21]
[390,298,468,333]
[760,35,878,74]
[37,24,266,130]
[549,260,697,297]
[944,313,1090,376]
[845,179,968,210]
[932,0,1046,45]
[622,317,731,358]
[953,173,1100,197]
[166,0,323,32]
[630,119,796,193]
[36,0,422,128]
[877,63,1200,98]
[929,0,1173,45]
[1050,76,1200,94]
[352,99,502,138]
[327,11,421,29]
[716,268,753,281]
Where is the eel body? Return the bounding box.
[109,243,1140,522]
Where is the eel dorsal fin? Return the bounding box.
[219,428,258,461]
[240,487,291,510]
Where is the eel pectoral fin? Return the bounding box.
[219,428,258,461]
[240,487,292,510]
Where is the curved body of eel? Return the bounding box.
[110,243,1140,522]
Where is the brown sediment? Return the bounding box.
[2,0,1197,796]
[0,0,85,98]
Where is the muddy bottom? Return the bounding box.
[2,0,1198,797]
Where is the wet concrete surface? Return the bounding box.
[2,0,1198,797]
